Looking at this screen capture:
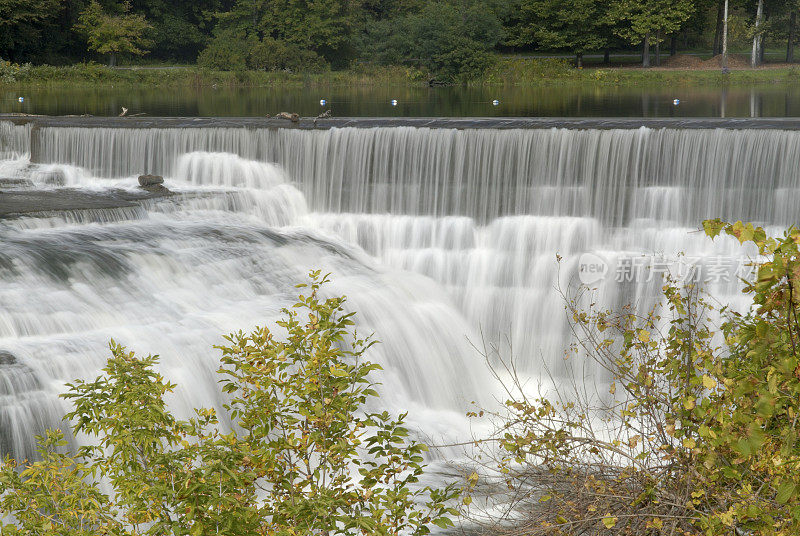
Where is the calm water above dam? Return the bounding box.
[4,84,800,117]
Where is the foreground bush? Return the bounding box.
[468,221,800,535]
[0,271,459,535]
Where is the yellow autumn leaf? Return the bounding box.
[637,329,650,343]
[602,514,618,528]
[719,509,735,527]
[702,375,716,389]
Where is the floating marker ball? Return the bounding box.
[492,99,500,106]
[18,97,23,103]
[673,99,680,105]
[319,99,327,106]
[391,99,398,106]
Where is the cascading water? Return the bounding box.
[0,118,791,462]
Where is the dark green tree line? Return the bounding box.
[1,0,800,75]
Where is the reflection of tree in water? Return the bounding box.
[7,85,800,118]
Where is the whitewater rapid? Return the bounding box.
[0,120,786,460]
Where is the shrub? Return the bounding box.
[359,0,502,82]
[0,60,32,83]
[198,34,327,73]
[467,221,800,535]
[482,57,574,85]
[248,38,327,73]
[0,271,460,536]
[197,34,248,72]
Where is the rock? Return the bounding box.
[138,174,164,187]
[277,112,300,123]
[0,188,173,218]
[141,184,170,195]
[0,177,34,188]
[0,351,16,365]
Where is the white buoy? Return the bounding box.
[18,97,23,103]
[673,99,680,105]
[492,99,500,106]
[319,99,327,106]
[391,99,398,106]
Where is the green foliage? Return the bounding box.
[482,57,574,85]
[0,60,32,83]
[0,271,459,536]
[211,0,359,68]
[197,32,327,73]
[469,222,800,535]
[0,0,59,62]
[248,38,327,72]
[75,1,153,65]
[606,0,694,49]
[196,32,248,71]
[361,0,502,81]
[127,0,224,61]
[216,271,458,535]
[4,0,800,70]
[506,0,611,61]
[0,430,123,536]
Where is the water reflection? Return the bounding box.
[2,84,800,117]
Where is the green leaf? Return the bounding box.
[703,219,726,239]
[777,481,796,504]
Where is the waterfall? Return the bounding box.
[1,119,794,460]
[30,125,800,224]
[0,122,31,159]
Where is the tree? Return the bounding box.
[209,0,360,68]
[465,222,800,535]
[607,0,694,66]
[128,0,227,61]
[0,0,59,62]
[505,0,610,68]
[759,0,799,62]
[361,0,502,81]
[0,272,460,536]
[751,0,765,66]
[0,430,123,536]
[75,0,152,66]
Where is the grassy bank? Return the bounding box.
[3,58,800,89]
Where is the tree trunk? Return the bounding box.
[722,0,730,72]
[655,31,661,66]
[713,0,725,55]
[670,35,677,56]
[788,11,797,63]
[603,48,610,64]
[751,0,764,68]
[109,52,117,67]
[576,52,583,69]
[643,32,651,68]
